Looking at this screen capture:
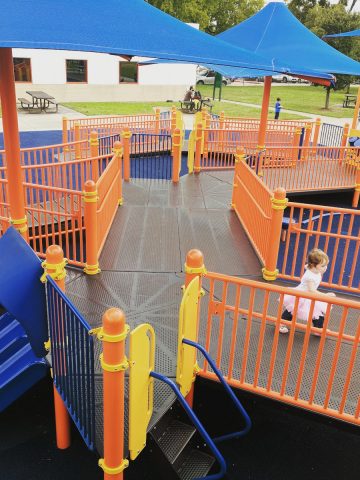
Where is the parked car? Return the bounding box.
[196,70,232,86]
[272,74,309,83]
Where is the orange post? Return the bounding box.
[351,86,360,130]
[155,108,160,134]
[74,122,81,160]
[231,148,245,210]
[172,128,181,183]
[42,245,71,450]
[120,128,132,182]
[90,131,100,181]
[312,118,321,149]
[257,76,272,150]
[184,249,206,407]
[0,48,27,239]
[171,106,177,135]
[83,180,100,275]
[340,123,350,165]
[352,168,360,208]
[301,123,312,161]
[113,141,123,205]
[291,128,302,165]
[262,188,288,281]
[62,117,69,147]
[98,308,129,480]
[194,122,203,174]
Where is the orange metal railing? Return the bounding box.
[199,270,360,425]
[245,145,359,193]
[24,182,85,266]
[279,202,360,294]
[231,150,273,264]
[209,115,311,131]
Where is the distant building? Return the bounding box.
[13,24,199,103]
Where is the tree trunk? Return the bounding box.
[324,87,331,109]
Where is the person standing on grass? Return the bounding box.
[274,97,281,119]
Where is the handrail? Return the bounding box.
[183,338,251,443]
[150,370,227,480]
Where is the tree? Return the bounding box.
[147,0,264,34]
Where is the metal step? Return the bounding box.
[156,419,196,464]
[176,449,216,480]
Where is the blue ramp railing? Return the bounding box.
[46,277,96,450]
[130,133,172,180]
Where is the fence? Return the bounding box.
[199,271,360,425]
[319,123,344,147]
[231,153,273,264]
[279,202,360,294]
[245,145,359,194]
[65,111,172,143]
[46,276,96,449]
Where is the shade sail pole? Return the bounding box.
[257,76,272,175]
[0,48,27,239]
[351,85,360,130]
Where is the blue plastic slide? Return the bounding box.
[0,227,48,411]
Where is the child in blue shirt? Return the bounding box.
[274,97,281,119]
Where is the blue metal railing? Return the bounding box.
[183,339,251,443]
[319,123,343,147]
[150,371,227,480]
[130,133,172,180]
[46,277,96,450]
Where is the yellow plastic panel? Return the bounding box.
[176,277,199,397]
[129,324,155,461]
[187,130,195,174]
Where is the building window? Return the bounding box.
[66,59,87,83]
[119,62,138,83]
[13,58,32,82]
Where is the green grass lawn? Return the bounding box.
[198,84,358,118]
[62,99,307,120]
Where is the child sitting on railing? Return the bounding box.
[279,248,336,334]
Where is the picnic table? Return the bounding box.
[343,93,357,108]
[25,91,58,112]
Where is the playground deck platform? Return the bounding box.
[64,171,360,456]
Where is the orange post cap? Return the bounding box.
[186,249,204,268]
[103,308,125,335]
[46,244,64,264]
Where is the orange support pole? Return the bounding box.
[231,147,245,210]
[155,108,160,134]
[98,308,129,480]
[172,128,181,183]
[340,123,350,165]
[171,106,177,135]
[121,128,131,182]
[312,118,321,149]
[263,188,288,281]
[194,122,203,174]
[352,168,360,208]
[83,180,100,275]
[42,245,71,450]
[351,86,360,130]
[184,249,206,408]
[257,76,272,150]
[90,131,100,181]
[113,141,123,206]
[291,128,302,165]
[62,116,68,144]
[0,48,27,239]
[74,122,81,159]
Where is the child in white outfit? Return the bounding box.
[280,248,336,334]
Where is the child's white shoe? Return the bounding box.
[279,325,289,334]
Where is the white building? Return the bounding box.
[13,24,199,103]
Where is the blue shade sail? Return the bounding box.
[217,2,360,76]
[324,29,360,39]
[0,0,290,73]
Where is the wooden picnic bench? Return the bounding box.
[45,98,59,113]
[343,94,357,108]
[179,98,213,114]
[18,97,37,112]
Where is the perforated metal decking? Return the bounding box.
[65,172,359,460]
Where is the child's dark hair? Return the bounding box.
[277,97,281,101]
[307,248,329,269]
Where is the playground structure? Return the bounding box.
[0,110,359,480]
